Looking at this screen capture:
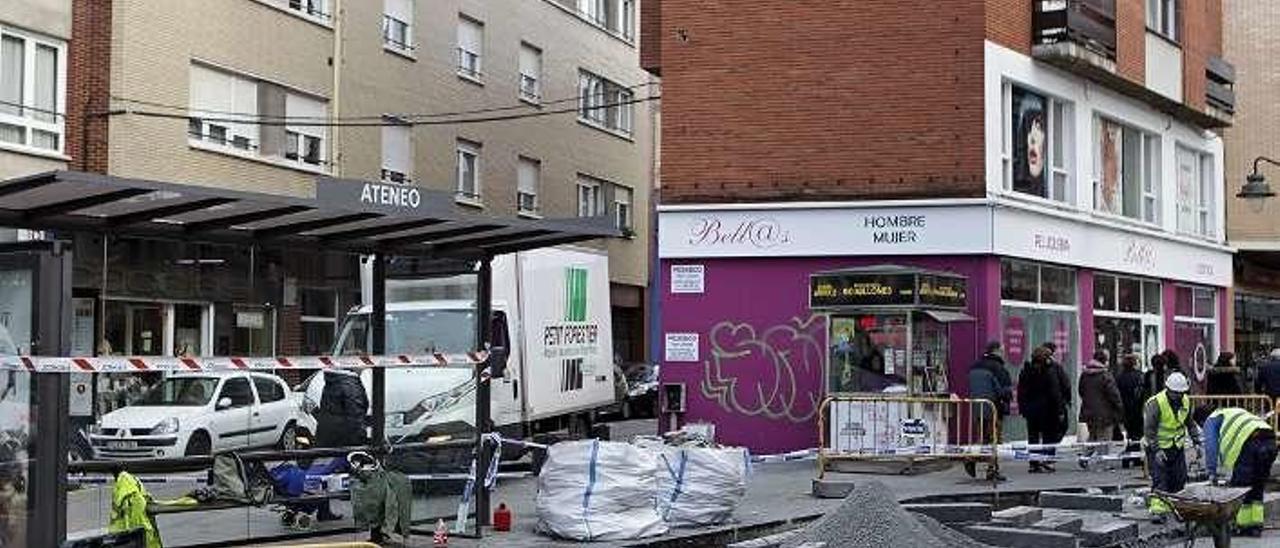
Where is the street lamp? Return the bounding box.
[1239,156,1280,199]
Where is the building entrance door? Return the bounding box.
[127,305,163,356]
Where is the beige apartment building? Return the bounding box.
[64,0,655,361]
[1,0,70,248]
[1224,0,1280,370]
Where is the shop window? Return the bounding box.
[1001,259,1076,305]
[1003,84,1074,203]
[829,314,909,393]
[1093,274,1162,365]
[232,306,274,356]
[1093,117,1160,223]
[1174,285,1217,377]
[1094,274,1116,310]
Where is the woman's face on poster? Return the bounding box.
[1026,117,1045,178]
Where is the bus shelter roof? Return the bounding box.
[0,170,618,258]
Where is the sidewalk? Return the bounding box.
[254,458,1153,548]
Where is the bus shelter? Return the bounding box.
[0,170,617,546]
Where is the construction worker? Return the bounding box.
[1143,372,1201,523]
[1202,407,1277,537]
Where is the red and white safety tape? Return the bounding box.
[0,352,490,373]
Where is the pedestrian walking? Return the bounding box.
[1253,348,1280,399]
[1043,342,1073,436]
[965,341,1011,481]
[1077,350,1123,469]
[313,368,370,522]
[1144,353,1170,401]
[1017,346,1066,473]
[1206,352,1242,395]
[1115,354,1146,468]
[1144,372,1201,523]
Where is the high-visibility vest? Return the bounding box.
[1211,407,1273,470]
[1148,390,1190,449]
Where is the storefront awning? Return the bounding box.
[0,170,619,258]
[922,309,975,323]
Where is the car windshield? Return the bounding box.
[136,377,218,406]
[333,309,477,355]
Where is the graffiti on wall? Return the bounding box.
[700,314,826,423]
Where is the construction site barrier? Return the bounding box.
[0,352,489,372]
[817,395,999,479]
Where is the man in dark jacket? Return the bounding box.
[1254,348,1280,399]
[313,369,369,522]
[1115,354,1146,468]
[1043,342,1073,434]
[1078,350,1124,469]
[1206,352,1243,395]
[965,341,1011,480]
[1018,346,1066,472]
[1144,353,1169,401]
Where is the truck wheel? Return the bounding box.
[185,431,211,456]
[568,413,592,439]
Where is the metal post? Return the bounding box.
[33,241,72,546]
[371,253,386,445]
[475,256,494,528]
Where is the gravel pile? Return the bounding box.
[782,481,993,548]
[911,514,994,548]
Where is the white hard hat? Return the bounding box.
[1165,372,1190,393]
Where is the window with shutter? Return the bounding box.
[382,122,412,183]
[517,157,540,214]
[457,16,484,81]
[519,43,542,102]
[383,0,414,52]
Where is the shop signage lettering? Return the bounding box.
[1122,238,1157,269]
[810,271,967,309]
[360,182,421,209]
[864,215,925,245]
[688,217,790,249]
[1196,263,1215,277]
[1034,233,1071,254]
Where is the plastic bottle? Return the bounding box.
[493,502,512,532]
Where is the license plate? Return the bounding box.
[107,440,137,450]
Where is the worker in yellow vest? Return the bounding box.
[1202,407,1277,537]
[1142,372,1201,523]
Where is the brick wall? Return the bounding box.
[985,0,1030,55]
[1181,0,1224,112]
[657,1,988,204]
[1115,0,1147,84]
[66,0,112,173]
[640,0,660,74]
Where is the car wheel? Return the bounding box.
[278,423,298,451]
[185,431,211,456]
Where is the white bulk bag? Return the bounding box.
[536,439,668,541]
[656,446,749,527]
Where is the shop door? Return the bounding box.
[127,305,164,356]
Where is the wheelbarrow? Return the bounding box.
[1150,484,1252,548]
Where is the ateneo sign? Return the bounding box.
[809,268,967,310]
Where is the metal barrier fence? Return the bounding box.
[817,395,999,479]
[1187,394,1280,442]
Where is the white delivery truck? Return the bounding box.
[299,246,618,468]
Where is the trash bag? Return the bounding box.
[209,453,272,505]
[655,446,749,527]
[536,439,668,541]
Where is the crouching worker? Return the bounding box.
[1143,372,1201,523]
[1202,407,1277,537]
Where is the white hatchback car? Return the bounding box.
[90,371,314,459]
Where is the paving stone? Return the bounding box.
[1038,491,1124,512]
[990,506,1043,527]
[728,530,800,548]
[811,477,855,499]
[963,525,1079,548]
[1030,514,1083,533]
[902,502,992,524]
[1078,520,1138,547]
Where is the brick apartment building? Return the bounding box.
[51,0,656,365]
[1223,0,1280,371]
[644,0,1236,453]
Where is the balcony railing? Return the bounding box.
[1033,0,1117,60]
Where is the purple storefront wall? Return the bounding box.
[658,255,995,454]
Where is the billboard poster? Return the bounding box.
[1012,87,1047,197]
[1097,119,1123,214]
